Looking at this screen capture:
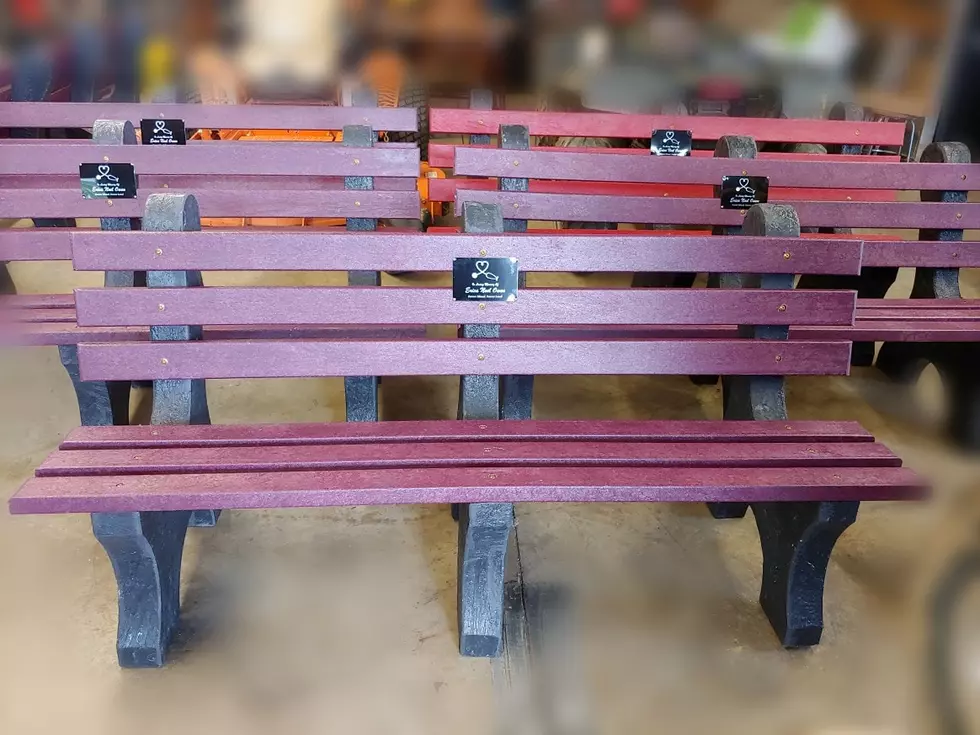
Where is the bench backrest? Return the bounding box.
[452,131,978,270]
[65,194,861,385]
[0,129,421,222]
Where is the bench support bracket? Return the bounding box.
[92,510,192,667]
[752,500,859,647]
[144,193,216,527]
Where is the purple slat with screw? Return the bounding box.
[10,464,924,515]
[455,148,979,191]
[73,287,857,327]
[69,231,864,275]
[75,339,852,381]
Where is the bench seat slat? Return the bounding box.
[58,419,873,449]
[35,440,901,477]
[0,102,419,132]
[429,110,907,146]
[0,230,73,261]
[0,143,420,178]
[454,149,973,192]
[75,339,852,381]
[10,464,924,515]
[0,293,76,309]
[70,232,865,275]
[74,287,857,327]
[455,191,980,230]
[0,189,420,220]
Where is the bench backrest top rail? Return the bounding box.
[0,143,420,177]
[454,191,980,230]
[74,286,857,328]
[77,338,853,382]
[68,231,864,275]
[430,109,906,146]
[454,148,975,192]
[0,102,419,132]
[0,189,419,219]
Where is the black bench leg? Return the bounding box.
[457,502,514,657]
[501,374,533,420]
[941,348,980,450]
[752,500,858,648]
[58,345,130,426]
[92,510,192,668]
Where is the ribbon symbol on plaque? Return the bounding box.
[472,260,499,281]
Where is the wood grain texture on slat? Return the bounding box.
[427,142,901,169]
[9,464,925,514]
[429,109,907,146]
[454,191,980,230]
[428,177,896,204]
[454,149,976,192]
[0,189,419,219]
[36,440,901,477]
[0,102,419,132]
[70,231,863,276]
[73,286,857,327]
[59,419,874,450]
[0,230,74,261]
[76,339,853,381]
[0,143,419,177]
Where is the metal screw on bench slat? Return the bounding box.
[353,158,360,165]
[158,304,165,311]
[160,358,168,365]
[480,249,487,256]
[775,355,782,362]
[784,252,791,259]
[778,304,787,312]
[957,213,963,219]
[103,155,109,161]
[478,354,486,361]
[106,201,113,207]
[513,160,519,167]
[155,249,163,256]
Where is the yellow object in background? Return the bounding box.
[140,36,176,101]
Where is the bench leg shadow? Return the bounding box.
[457,502,514,657]
[92,509,192,668]
[752,500,859,648]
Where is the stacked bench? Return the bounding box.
[7,189,924,667]
[0,114,421,440]
[452,128,980,446]
[428,100,908,212]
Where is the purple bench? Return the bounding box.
[1,117,421,505]
[8,191,923,667]
[453,127,980,445]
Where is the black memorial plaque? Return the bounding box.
[453,258,519,302]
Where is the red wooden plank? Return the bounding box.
[36,440,900,477]
[0,308,75,323]
[428,177,896,204]
[59,419,875,450]
[429,109,907,146]
[0,143,419,177]
[454,191,980,230]
[0,189,419,219]
[74,286,857,327]
[70,231,864,276]
[0,174,417,192]
[0,102,418,132]
[0,230,73,261]
[9,464,925,515]
[75,339,853,381]
[427,142,900,168]
[454,149,975,191]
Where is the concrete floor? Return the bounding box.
[3,238,980,733]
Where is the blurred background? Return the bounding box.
[0,0,971,155]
